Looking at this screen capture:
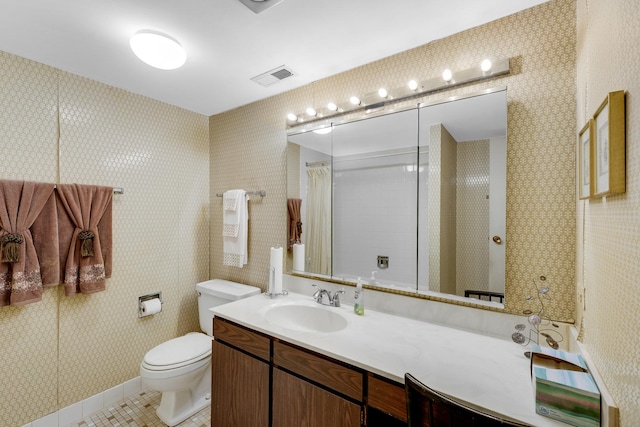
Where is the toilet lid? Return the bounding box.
[143,333,212,370]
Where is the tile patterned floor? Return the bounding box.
[67,389,210,427]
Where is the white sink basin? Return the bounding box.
[264,303,348,333]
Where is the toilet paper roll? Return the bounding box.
[140,298,162,317]
[269,246,283,294]
[293,243,305,272]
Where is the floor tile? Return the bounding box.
[66,389,210,427]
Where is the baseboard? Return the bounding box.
[23,376,143,427]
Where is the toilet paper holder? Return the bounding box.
[138,292,163,317]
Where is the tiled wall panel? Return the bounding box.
[56,72,210,406]
[0,51,61,425]
[210,100,289,287]
[456,139,490,295]
[0,56,209,425]
[577,0,640,424]
[333,155,417,286]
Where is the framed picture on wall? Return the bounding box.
[578,119,593,200]
[592,90,626,197]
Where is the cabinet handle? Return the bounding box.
[492,235,502,244]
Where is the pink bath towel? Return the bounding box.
[287,198,302,251]
[0,179,59,306]
[56,184,112,295]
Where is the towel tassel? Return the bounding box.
[78,230,95,257]
[1,233,24,263]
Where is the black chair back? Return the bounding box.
[404,373,532,427]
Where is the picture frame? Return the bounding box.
[578,119,593,200]
[592,90,626,197]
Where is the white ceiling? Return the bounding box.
[0,0,547,116]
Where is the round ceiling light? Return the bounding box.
[130,30,187,70]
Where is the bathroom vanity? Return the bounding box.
[210,292,569,426]
[212,316,406,426]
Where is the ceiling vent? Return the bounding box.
[237,0,284,14]
[251,65,295,87]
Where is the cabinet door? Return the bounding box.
[273,368,361,427]
[211,341,269,427]
[367,373,407,422]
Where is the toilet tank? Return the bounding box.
[196,279,261,336]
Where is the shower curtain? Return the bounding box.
[306,166,331,275]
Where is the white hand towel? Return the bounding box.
[222,190,244,237]
[223,189,243,211]
[223,191,249,267]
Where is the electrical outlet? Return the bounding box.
[578,286,586,311]
[377,255,389,269]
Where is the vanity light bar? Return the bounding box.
[286,58,510,129]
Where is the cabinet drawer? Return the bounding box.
[213,317,271,361]
[273,340,363,401]
[368,374,407,421]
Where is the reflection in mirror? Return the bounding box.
[286,88,507,306]
[332,109,419,287]
[418,90,507,302]
[287,126,332,275]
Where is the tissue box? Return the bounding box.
[530,345,601,427]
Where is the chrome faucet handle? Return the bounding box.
[312,284,329,304]
[331,289,345,307]
[312,283,323,298]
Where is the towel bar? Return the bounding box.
[216,190,266,198]
[53,185,123,194]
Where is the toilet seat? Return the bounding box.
[143,332,212,371]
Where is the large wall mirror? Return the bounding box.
[287,88,507,306]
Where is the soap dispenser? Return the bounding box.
[354,277,364,315]
[369,271,377,285]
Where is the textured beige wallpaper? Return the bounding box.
[0,52,210,426]
[209,100,289,288]
[210,0,577,322]
[577,0,640,424]
[457,139,490,295]
[427,124,458,295]
[440,126,457,296]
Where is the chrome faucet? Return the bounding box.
[312,284,344,307]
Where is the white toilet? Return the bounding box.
[140,279,261,426]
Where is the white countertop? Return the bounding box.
[212,291,567,426]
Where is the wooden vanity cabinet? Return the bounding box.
[211,318,270,427]
[273,340,364,427]
[212,317,409,427]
